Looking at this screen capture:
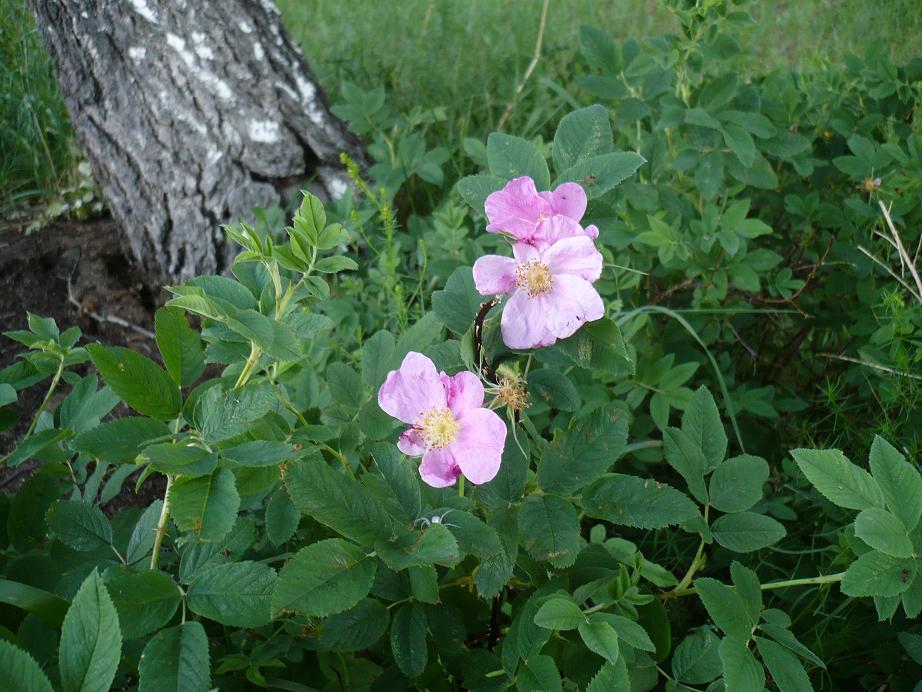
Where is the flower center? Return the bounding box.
[419,406,460,449]
[515,260,553,297]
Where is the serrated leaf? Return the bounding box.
[868,435,922,531]
[170,469,240,542]
[193,381,276,444]
[487,133,550,189]
[592,613,656,652]
[74,417,171,465]
[518,494,581,567]
[155,307,204,387]
[187,561,275,626]
[126,500,163,566]
[791,448,885,510]
[854,507,913,557]
[59,570,121,692]
[265,488,299,546]
[138,621,210,692]
[553,151,645,199]
[87,344,180,420]
[553,104,613,172]
[579,620,620,662]
[693,577,753,640]
[317,598,389,651]
[755,636,813,692]
[375,524,461,570]
[682,386,727,470]
[582,474,698,529]
[587,659,631,692]
[361,330,396,388]
[0,640,53,692]
[730,561,762,624]
[431,267,482,335]
[272,538,375,617]
[711,511,786,552]
[840,549,915,597]
[517,654,562,692]
[391,603,428,678]
[138,442,217,477]
[103,569,180,639]
[672,628,722,684]
[718,637,765,691]
[534,597,586,630]
[539,407,628,494]
[46,500,112,551]
[456,174,505,215]
[662,426,709,503]
[708,455,769,513]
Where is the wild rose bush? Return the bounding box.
[3,2,922,690]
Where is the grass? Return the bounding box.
[0,0,76,215]
[2,0,922,215]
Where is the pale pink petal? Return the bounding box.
[547,182,588,221]
[545,275,605,340]
[543,236,604,282]
[446,371,485,416]
[378,352,446,424]
[450,408,507,484]
[584,223,599,239]
[501,291,557,350]
[397,428,426,457]
[531,214,586,250]
[484,177,552,240]
[419,448,461,488]
[512,242,540,263]
[473,255,517,296]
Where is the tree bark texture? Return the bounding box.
[28,0,365,284]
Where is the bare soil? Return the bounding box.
[0,217,166,511]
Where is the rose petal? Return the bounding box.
[500,290,557,350]
[473,254,517,295]
[451,408,507,484]
[545,274,605,340]
[419,448,461,488]
[397,428,426,456]
[584,223,599,239]
[545,182,588,221]
[446,371,485,416]
[484,176,551,240]
[543,236,604,282]
[378,351,446,424]
[531,214,586,250]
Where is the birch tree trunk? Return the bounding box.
[28,0,365,284]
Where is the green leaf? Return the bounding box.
[138,442,217,477]
[518,494,581,568]
[592,613,656,652]
[718,637,765,691]
[587,659,630,692]
[192,381,276,444]
[681,386,727,470]
[579,26,621,72]
[59,570,121,692]
[170,469,240,542]
[272,538,374,618]
[87,344,180,420]
[361,330,396,388]
[138,621,210,692]
[711,511,786,552]
[534,597,586,630]
[726,150,778,189]
[46,500,112,551]
[220,440,293,468]
[517,654,562,692]
[759,622,824,668]
[326,363,364,410]
[126,500,163,566]
[102,569,181,639]
[791,448,885,510]
[553,151,646,199]
[154,307,204,387]
[854,507,913,557]
[375,524,461,570]
[0,383,16,407]
[553,104,613,172]
[317,599,389,651]
[868,435,922,531]
[408,565,440,604]
[708,455,769,513]
[840,550,915,597]
[74,417,171,465]
[899,631,922,665]
[695,150,724,202]
[0,640,53,692]
[390,603,428,678]
[431,267,483,335]
[693,577,753,640]
[582,474,698,529]
[370,443,422,520]
[672,628,722,684]
[265,488,299,546]
[730,561,762,624]
[314,255,358,273]
[538,407,628,494]
[285,453,395,545]
[5,428,72,467]
[723,125,756,166]
[527,368,581,412]
[187,561,275,626]
[456,174,505,215]
[578,621,620,663]
[755,637,813,692]
[662,427,709,503]
[0,579,69,626]
[487,133,550,189]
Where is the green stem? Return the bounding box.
[660,572,846,601]
[667,505,709,596]
[150,475,174,571]
[23,357,64,440]
[458,475,465,497]
[235,342,262,390]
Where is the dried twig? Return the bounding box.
[879,199,922,303]
[496,0,550,131]
[760,238,833,306]
[66,248,155,340]
[856,245,922,303]
[820,352,922,381]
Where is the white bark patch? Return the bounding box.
[191,32,214,60]
[248,119,280,143]
[128,0,158,23]
[167,33,232,100]
[128,47,146,61]
[238,20,253,34]
[295,75,325,126]
[253,43,265,61]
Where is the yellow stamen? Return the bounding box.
[419,406,460,449]
[515,259,553,297]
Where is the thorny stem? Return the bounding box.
[659,572,845,601]
[150,475,174,571]
[474,297,501,383]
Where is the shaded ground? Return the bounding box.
[0,217,166,511]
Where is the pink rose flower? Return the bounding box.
[484,176,599,250]
[378,352,507,488]
[472,235,605,350]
